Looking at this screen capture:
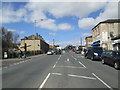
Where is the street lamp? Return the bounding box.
[34,19,46,55]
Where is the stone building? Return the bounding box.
[19,33,49,53]
[92,19,120,50]
[85,36,93,47]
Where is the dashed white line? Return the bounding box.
[67,58,69,62]
[53,63,56,68]
[58,55,61,60]
[52,73,62,75]
[78,61,87,68]
[68,74,96,80]
[39,73,51,89]
[92,73,113,90]
[56,66,85,69]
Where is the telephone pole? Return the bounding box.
[80,37,82,46]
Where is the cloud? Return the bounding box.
[82,33,92,36]
[49,32,56,36]
[1,2,119,31]
[78,2,118,30]
[7,28,16,32]
[1,4,26,23]
[36,19,73,31]
[20,31,25,34]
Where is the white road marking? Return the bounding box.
[78,61,87,68]
[39,73,51,89]
[67,58,69,62]
[14,63,17,65]
[68,74,96,80]
[58,55,61,60]
[52,73,62,75]
[56,66,85,69]
[92,73,113,90]
[17,62,19,64]
[53,64,56,68]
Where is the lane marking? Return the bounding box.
[92,73,113,90]
[68,74,96,80]
[67,58,69,62]
[52,73,62,75]
[53,61,58,68]
[53,64,56,68]
[78,61,87,68]
[39,73,51,89]
[56,66,85,69]
[58,55,61,60]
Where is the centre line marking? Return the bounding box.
[56,66,85,69]
[58,55,61,60]
[68,74,96,80]
[39,73,51,89]
[53,64,56,68]
[67,58,69,62]
[52,73,62,75]
[78,61,87,68]
[92,73,113,90]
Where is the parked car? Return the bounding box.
[75,50,81,54]
[47,50,54,55]
[85,47,103,60]
[101,50,120,69]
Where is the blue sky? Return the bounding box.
[1,1,118,48]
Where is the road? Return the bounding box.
[1,52,119,90]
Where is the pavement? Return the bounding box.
[1,52,119,90]
[0,54,46,69]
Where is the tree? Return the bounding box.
[1,27,20,58]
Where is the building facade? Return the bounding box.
[85,36,93,47]
[92,19,120,50]
[19,33,49,53]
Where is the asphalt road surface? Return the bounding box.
[1,52,119,90]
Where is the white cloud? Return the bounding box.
[1,2,119,31]
[82,33,92,36]
[36,19,73,31]
[20,31,25,34]
[1,4,26,23]
[7,28,16,32]
[49,32,56,36]
[78,2,118,30]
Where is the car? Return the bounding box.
[75,50,81,54]
[101,50,120,69]
[47,50,53,55]
[85,47,103,60]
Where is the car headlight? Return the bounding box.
[94,53,98,56]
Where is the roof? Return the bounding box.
[92,19,120,30]
[85,36,92,39]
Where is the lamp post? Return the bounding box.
[34,19,45,55]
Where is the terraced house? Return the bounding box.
[92,19,120,50]
[19,33,49,54]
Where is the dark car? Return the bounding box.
[101,50,120,69]
[85,47,103,60]
[75,50,81,54]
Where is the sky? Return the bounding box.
[1,0,119,48]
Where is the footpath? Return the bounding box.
[0,54,46,69]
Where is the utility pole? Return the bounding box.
[34,20,37,55]
[80,37,82,46]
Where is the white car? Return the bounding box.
[47,50,53,55]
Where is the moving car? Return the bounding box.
[101,50,120,69]
[85,47,103,60]
[47,50,54,55]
